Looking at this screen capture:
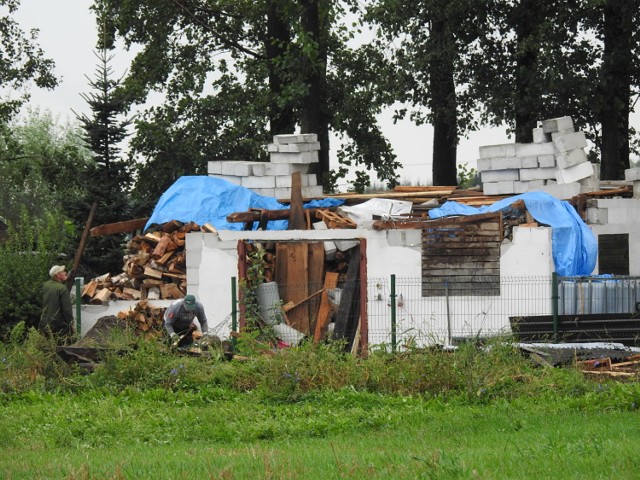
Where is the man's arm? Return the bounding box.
[195,303,208,334]
[60,286,74,326]
[163,303,179,336]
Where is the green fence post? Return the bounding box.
[552,272,559,343]
[74,277,82,339]
[390,274,397,353]
[231,276,238,348]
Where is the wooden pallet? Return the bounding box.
[315,210,357,229]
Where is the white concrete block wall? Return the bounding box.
[270,151,319,164]
[516,142,555,157]
[625,168,640,181]
[537,154,556,168]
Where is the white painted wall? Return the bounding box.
[186,225,554,347]
[587,198,640,275]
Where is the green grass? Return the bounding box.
[1,391,640,479]
[1,326,640,478]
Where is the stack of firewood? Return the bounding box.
[82,220,215,304]
[116,300,166,336]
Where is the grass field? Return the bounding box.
[1,326,640,479]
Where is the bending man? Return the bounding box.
[40,264,74,342]
[163,294,208,347]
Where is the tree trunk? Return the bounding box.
[599,0,634,180]
[299,0,330,181]
[266,0,296,136]
[513,0,542,144]
[429,16,458,186]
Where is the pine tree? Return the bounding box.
[74,48,133,277]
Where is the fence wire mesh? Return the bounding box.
[368,276,553,349]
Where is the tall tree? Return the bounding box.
[74,48,133,277]
[367,0,489,185]
[595,0,640,179]
[92,0,399,197]
[0,0,57,123]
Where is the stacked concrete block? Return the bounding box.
[625,167,640,198]
[478,116,599,199]
[207,134,324,199]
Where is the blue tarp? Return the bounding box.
[428,191,597,276]
[144,176,344,232]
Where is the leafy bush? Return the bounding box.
[0,211,72,336]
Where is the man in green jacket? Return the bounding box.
[39,265,74,341]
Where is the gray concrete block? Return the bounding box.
[241,176,276,189]
[539,182,581,200]
[635,181,640,198]
[537,154,556,168]
[555,148,587,169]
[477,158,493,171]
[532,127,552,143]
[514,180,544,193]
[490,156,522,170]
[210,174,241,185]
[481,169,519,182]
[275,174,311,188]
[586,207,608,225]
[224,161,255,177]
[553,131,588,153]
[579,173,599,193]
[556,161,594,184]
[482,182,500,195]
[520,155,538,169]
[208,161,223,175]
[479,143,516,159]
[270,151,319,164]
[519,167,557,181]
[541,116,574,134]
[516,142,555,157]
[302,185,324,197]
[625,168,640,181]
[273,133,318,145]
[252,162,309,176]
[483,181,515,195]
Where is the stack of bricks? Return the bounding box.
[207,134,324,199]
[478,116,597,198]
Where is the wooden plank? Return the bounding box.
[144,266,164,279]
[313,272,340,343]
[275,242,309,333]
[90,217,149,237]
[307,242,325,333]
[288,172,306,230]
[333,245,361,351]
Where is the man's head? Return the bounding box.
[49,265,67,280]
[183,294,197,311]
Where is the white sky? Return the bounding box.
[27,1,640,188]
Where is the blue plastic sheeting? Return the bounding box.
[428,191,597,276]
[144,176,344,232]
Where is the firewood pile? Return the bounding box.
[116,300,167,337]
[82,220,214,304]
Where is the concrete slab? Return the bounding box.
[555,148,587,169]
[553,131,588,153]
[555,161,594,184]
[481,169,520,182]
[541,116,574,133]
[520,167,557,181]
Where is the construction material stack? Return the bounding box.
[478,116,598,199]
[208,134,324,200]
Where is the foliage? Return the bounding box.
[92,0,400,200]
[0,0,58,123]
[74,46,134,277]
[457,162,478,188]
[0,211,71,335]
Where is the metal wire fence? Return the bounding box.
[239,274,640,350]
[367,275,554,349]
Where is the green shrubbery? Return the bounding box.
[3,324,638,409]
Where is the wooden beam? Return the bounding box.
[67,202,97,290]
[90,218,149,237]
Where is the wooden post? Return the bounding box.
[67,202,97,291]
